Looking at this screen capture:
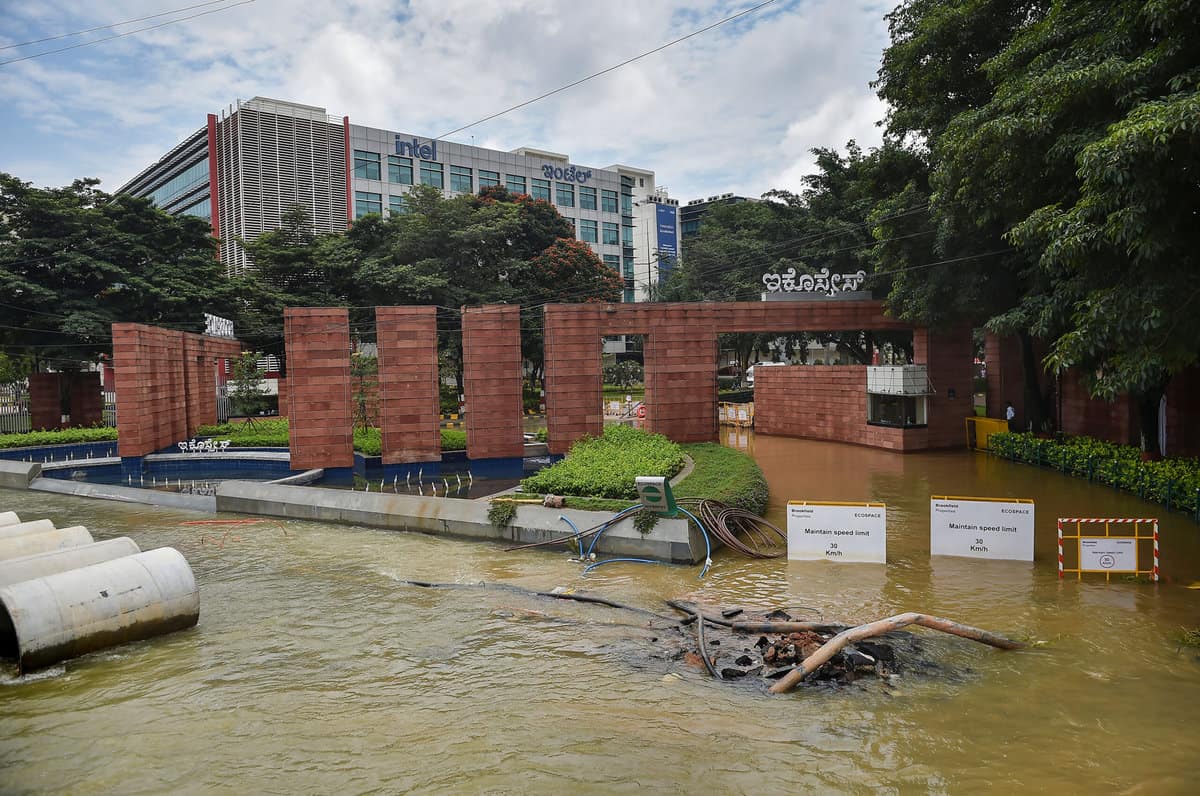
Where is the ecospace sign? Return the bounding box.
[787,501,887,563]
[930,497,1035,561]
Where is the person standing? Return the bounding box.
[1005,401,1016,431]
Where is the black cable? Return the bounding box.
[0,1,235,51]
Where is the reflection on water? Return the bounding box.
[1,433,1199,793]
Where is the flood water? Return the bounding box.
[3,434,1199,793]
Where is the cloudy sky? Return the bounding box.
[1,0,894,202]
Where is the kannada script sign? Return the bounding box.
[762,267,867,296]
[786,501,887,563]
[930,497,1035,561]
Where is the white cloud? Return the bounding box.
[0,0,894,199]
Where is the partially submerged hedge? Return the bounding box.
[990,431,1200,517]
[196,418,467,453]
[521,425,684,500]
[0,426,118,450]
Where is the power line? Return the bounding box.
[436,0,779,139]
[0,0,256,67]
[0,1,235,51]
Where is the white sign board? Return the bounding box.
[1080,537,1138,573]
[204,313,235,339]
[787,502,886,563]
[930,497,1034,561]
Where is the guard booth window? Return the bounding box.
[867,394,927,428]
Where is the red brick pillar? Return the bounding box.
[112,324,189,457]
[284,308,353,471]
[543,305,604,455]
[462,305,524,466]
[644,309,718,443]
[276,377,288,418]
[376,306,441,471]
[68,372,103,427]
[28,373,63,431]
[984,332,1023,421]
[914,325,975,449]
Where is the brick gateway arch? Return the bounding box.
[281,301,972,476]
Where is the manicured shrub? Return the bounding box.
[521,425,684,500]
[0,426,118,450]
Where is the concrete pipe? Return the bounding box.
[0,527,94,562]
[0,547,199,674]
[0,537,142,589]
[0,519,56,541]
[0,512,19,527]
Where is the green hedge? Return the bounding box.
[520,425,684,500]
[196,418,467,454]
[672,443,769,515]
[0,426,118,450]
[990,432,1200,517]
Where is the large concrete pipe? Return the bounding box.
[0,538,142,589]
[0,547,199,673]
[0,519,56,540]
[0,527,94,562]
[0,512,19,526]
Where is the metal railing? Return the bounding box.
[0,383,31,434]
[102,390,117,428]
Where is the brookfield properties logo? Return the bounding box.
[395,135,438,160]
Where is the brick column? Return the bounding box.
[276,377,288,417]
[113,324,186,458]
[284,308,353,471]
[914,325,975,449]
[644,309,718,443]
[462,305,524,468]
[376,306,441,473]
[68,372,103,427]
[543,305,604,455]
[984,332,1023,421]
[28,373,62,431]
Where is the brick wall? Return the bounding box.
[914,325,975,449]
[376,306,441,465]
[984,332,1022,421]
[68,372,103,427]
[112,323,241,458]
[755,366,918,449]
[644,309,718,443]
[1164,368,1200,457]
[28,373,62,431]
[462,305,525,460]
[284,308,354,470]
[276,377,288,418]
[544,305,606,455]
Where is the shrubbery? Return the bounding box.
[521,425,684,500]
[0,426,118,450]
[197,418,467,453]
[990,432,1200,515]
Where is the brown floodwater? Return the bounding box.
[2,433,1199,793]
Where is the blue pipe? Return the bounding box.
[584,505,642,558]
[557,514,585,558]
[676,506,714,578]
[582,557,659,575]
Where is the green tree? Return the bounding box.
[227,352,268,423]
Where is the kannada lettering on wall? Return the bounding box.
[203,313,235,339]
[762,268,868,296]
[541,164,593,184]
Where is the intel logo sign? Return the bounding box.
[395,136,438,160]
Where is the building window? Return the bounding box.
[579,219,598,243]
[355,191,382,218]
[388,195,406,216]
[564,217,575,236]
[621,193,633,215]
[506,174,527,194]
[867,394,928,428]
[421,161,444,189]
[556,183,575,207]
[602,222,620,245]
[449,165,473,193]
[579,186,597,211]
[531,178,551,201]
[354,150,381,180]
[622,256,635,277]
[622,225,634,247]
[624,288,635,303]
[603,254,619,272]
[479,170,500,189]
[388,156,413,185]
[601,189,618,213]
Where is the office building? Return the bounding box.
[118,97,678,302]
[680,193,757,238]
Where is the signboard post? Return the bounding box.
[930,496,1035,561]
[635,476,678,517]
[786,501,886,563]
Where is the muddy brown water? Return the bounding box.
[2,434,1199,793]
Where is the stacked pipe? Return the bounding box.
[0,512,200,675]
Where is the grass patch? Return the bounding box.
[535,439,769,517]
[0,426,118,449]
[521,425,683,501]
[197,417,467,453]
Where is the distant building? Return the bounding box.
[117,97,677,301]
[679,193,757,238]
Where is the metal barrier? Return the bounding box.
[965,416,1010,451]
[0,383,31,434]
[718,402,754,428]
[102,390,117,427]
